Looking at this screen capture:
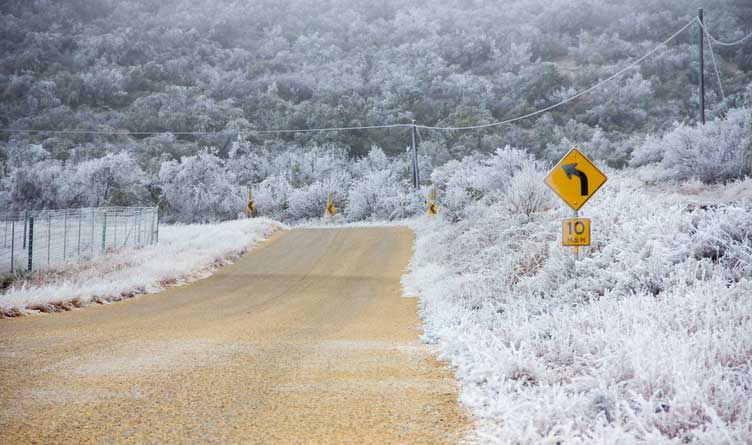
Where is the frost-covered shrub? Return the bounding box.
[347,169,404,220]
[254,175,292,219]
[64,152,145,207]
[506,160,554,216]
[159,149,242,223]
[431,146,542,221]
[405,173,752,443]
[286,174,349,220]
[631,107,752,183]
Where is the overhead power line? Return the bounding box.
[416,19,697,132]
[704,29,727,104]
[0,123,411,137]
[697,19,752,46]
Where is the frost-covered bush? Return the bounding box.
[287,174,350,220]
[159,149,243,223]
[63,152,146,207]
[347,169,404,220]
[405,173,752,443]
[253,175,292,219]
[431,146,544,221]
[346,146,415,221]
[506,160,554,216]
[630,107,752,183]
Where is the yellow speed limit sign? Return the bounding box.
[562,218,590,246]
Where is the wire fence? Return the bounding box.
[0,207,159,274]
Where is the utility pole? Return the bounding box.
[699,7,706,124]
[410,120,420,189]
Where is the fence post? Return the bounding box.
[136,209,142,245]
[47,213,51,266]
[77,209,82,258]
[22,210,27,249]
[101,210,108,253]
[27,216,34,272]
[155,210,159,244]
[3,219,7,248]
[63,211,68,261]
[91,208,96,256]
[151,209,154,244]
[10,221,15,273]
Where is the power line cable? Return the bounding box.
[416,19,697,132]
[697,19,752,46]
[415,126,425,146]
[704,27,727,105]
[0,123,411,137]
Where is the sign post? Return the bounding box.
[544,147,606,259]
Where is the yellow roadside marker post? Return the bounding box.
[246,191,256,218]
[326,193,337,218]
[427,186,439,216]
[544,147,607,260]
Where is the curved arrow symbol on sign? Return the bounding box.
[562,163,589,196]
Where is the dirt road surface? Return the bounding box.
[0,227,470,444]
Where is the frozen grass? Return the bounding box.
[0,218,284,317]
[404,173,752,443]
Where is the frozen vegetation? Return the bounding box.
[404,166,752,442]
[1,0,750,441]
[0,218,282,317]
[2,1,751,222]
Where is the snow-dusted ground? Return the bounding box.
[0,218,284,317]
[404,173,752,443]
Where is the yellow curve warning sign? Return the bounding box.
[562,218,590,246]
[326,194,337,217]
[427,186,439,216]
[246,191,256,218]
[544,147,607,211]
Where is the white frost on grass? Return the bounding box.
[0,218,284,317]
[404,173,752,443]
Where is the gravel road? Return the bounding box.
[0,227,469,444]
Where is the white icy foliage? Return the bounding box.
[159,148,243,223]
[404,173,752,443]
[631,107,752,182]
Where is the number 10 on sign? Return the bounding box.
[562,218,590,247]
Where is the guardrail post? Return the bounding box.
[27,216,34,272]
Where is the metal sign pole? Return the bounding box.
[574,210,580,261]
